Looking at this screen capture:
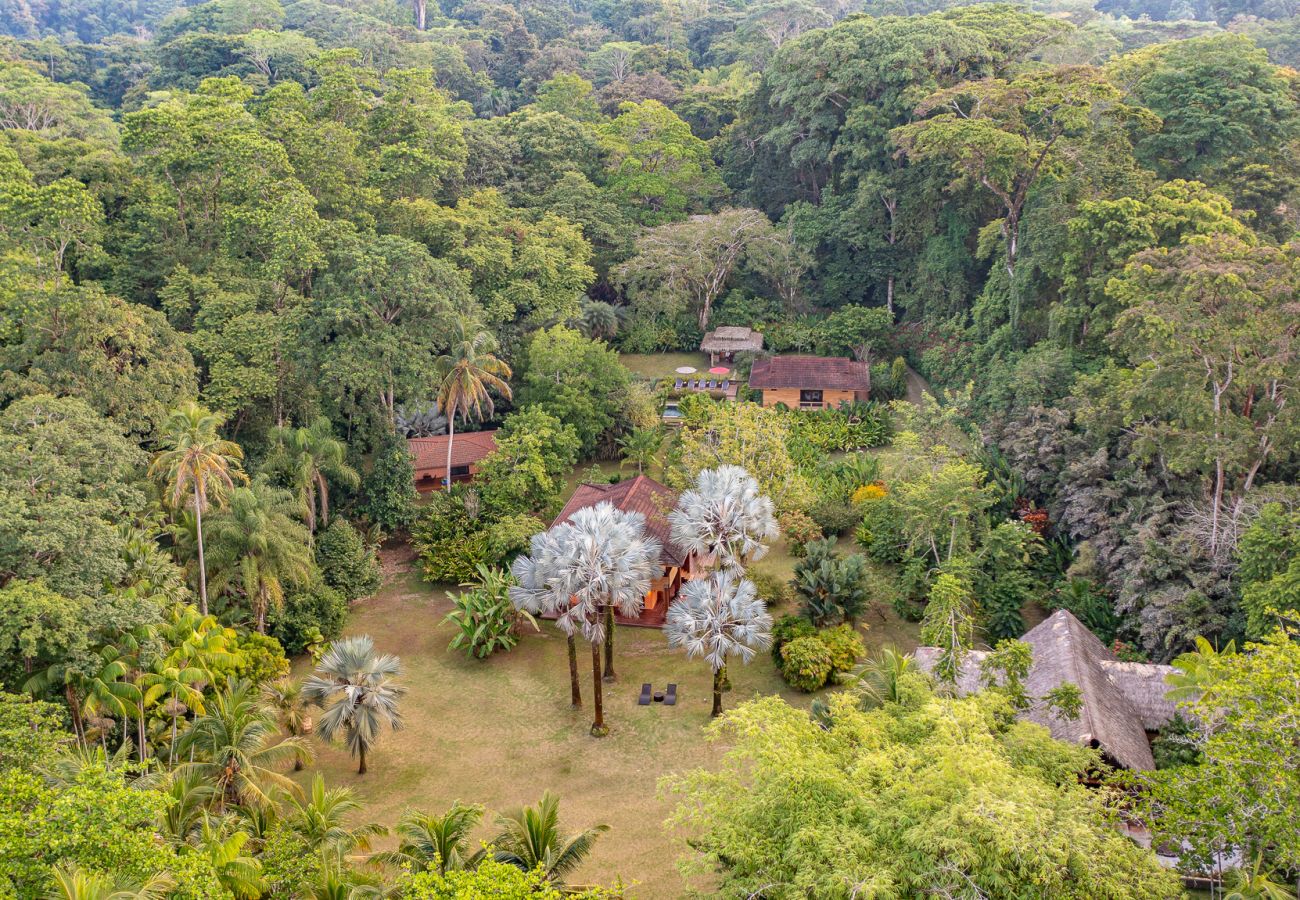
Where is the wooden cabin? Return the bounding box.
[408,430,498,492]
[700,326,764,366]
[748,355,871,409]
[551,475,702,627]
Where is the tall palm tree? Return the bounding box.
[289,774,386,853]
[668,465,778,573]
[490,792,608,886]
[260,677,310,770]
[150,402,246,615]
[301,635,405,774]
[44,866,174,900]
[617,426,663,475]
[141,660,207,766]
[79,646,141,754]
[511,504,659,736]
[511,528,584,709]
[207,479,314,633]
[435,319,512,489]
[665,572,772,717]
[179,679,312,810]
[374,803,484,876]
[266,417,359,533]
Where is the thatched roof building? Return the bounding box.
[700,326,763,363]
[912,610,1179,771]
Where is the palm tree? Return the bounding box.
[44,866,174,900]
[1222,855,1294,900]
[301,635,405,774]
[1166,635,1237,705]
[668,465,778,573]
[511,504,660,736]
[195,816,266,899]
[79,646,141,754]
[260,677,310,770]
[435,319,512,489]
[617,426,663,475]
[511,527,584,709]
[157,769,215,842]
[150,402,246,615]
[179,679,312,810]
[374,803,484,876]
[290,774,386,854]
[266,417,359,533]
[852,645,915,709]
[577,299,619,340]
[141,661,207,766]
[207,479,314,633]
[490,792,608,886]
[665,572,772,717]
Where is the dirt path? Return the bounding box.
[904,362,932,405]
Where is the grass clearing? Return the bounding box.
[294,547,918,897]
[619,352,712,382]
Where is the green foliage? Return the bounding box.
[517,326,634,457]
[1236,502,1300,638]
[361,429,417,533]
[315,520,381,602]
[770,614,817,666]
[476,408,581,518]
[816,624,865,680]
[794,538,871,626]
[783,403,891,453]
[747,568,793,609]
[444,566,534,659]
[779,635,833,692]
[920,572,977,684]
[232,631,289,684]
[777,510,821,557]
[975,521,1043,641]
[807,499,859,536]
[269,583,347,656]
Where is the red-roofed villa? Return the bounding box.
[748,355,872,409]
[408,430,498,492]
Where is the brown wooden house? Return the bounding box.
[408,430,498,492]
[551,475,703,627]
[748,355,871,409]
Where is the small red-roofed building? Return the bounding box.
[408,430,498,492]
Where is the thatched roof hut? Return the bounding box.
[700,326,763,363]
[913,610,1180,771]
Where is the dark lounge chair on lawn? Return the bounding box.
[664,683,677,706]
[638,683,652,705]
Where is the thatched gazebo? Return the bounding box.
[700,326,763,365]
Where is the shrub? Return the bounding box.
[316,519,381,601]
[749,568,793,608]
[818,624,866,681]
[420,530,491,584]
[485,514,545,564]
[856,495,905,563]
[771,614,817,665]
[361,429,417,531]
[794,538,871,626]
[810,499,859,536]
[270,583,348,655]
[779,510,822,556]
[233,632,290,683]
[780,635,834,692]
[444,565,535,659]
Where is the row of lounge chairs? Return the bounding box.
[673,378,730,391]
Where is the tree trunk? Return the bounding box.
[66,685,84,747]
[711,665,725,718]
[170,715,178,767]
[445,416,455,490]
[413,0,426,30]
[194,490,209,616]
[358,743,367,775]
[603,605,616,683]
[137,701,147,761]
[590,642,607,737]
[567,634,582,708]
[316,471,330,529]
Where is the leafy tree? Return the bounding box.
[302,634,405,774]
[920,572,977,684]
[265,417,359,534]
[476,408,581,518]
[314,519,381,602]
[435,319,512,490]
[516,325,633,456]
[1236,502,1300,637]
[667,693,1183,899]
[0,580,88,686]
[360,427,418,532]
[601,100,722,225]
[666,572,772,717]
[975,521,1042,641]
[150,403,246,616]
[489,792,608,886]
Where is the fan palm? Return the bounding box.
[511,528,584,709]
[510,503,659,736]
[852,645,915,709]
[668,465,778,573]
[260,677,310,770]
[44,866,174,900]
[617,426,663,475]
[301,635,405,774]
[179,678,312,810]
[374,802,484,876]
[290,774,386,853]
[665,572,772,717]
[149,402,246,614]
[490,792,607,886]
[435,319,512,489]
[266,417,359,533]
[207,479,315,633]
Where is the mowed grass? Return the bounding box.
[619,352,712,382]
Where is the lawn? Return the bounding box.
[619,352,712,382]
[294,546,919,897]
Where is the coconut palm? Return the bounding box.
[290,774,386,854]
[373,802,484,876]
[301,635,405,774]
[141,661,207,766]
[195,816,266,899]
[665,572,772,717]
[260,677,310,770]
[44,866,174,900]
[157,769,215,842]
[266,417,359,533]
[150,403,246,615]
[179,678,312,810]
[617,426,663,475]
[207,479,315,633]
[435,319,512,489]
[668,465,778,573]
[511,504,659,736]
[852,645,915,709]
[490,792,608,886]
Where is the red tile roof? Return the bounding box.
[552,475,685,566]
[408,430,498,473]
[748,355,871,391]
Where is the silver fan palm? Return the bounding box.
[665,571,772,717]
[301,635,405,775]
[668,465,778,573]
[509,502,660,736]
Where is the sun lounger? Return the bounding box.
[664,683,677,706]
[638,683,652,705]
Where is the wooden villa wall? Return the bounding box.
[759,387,862,409]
